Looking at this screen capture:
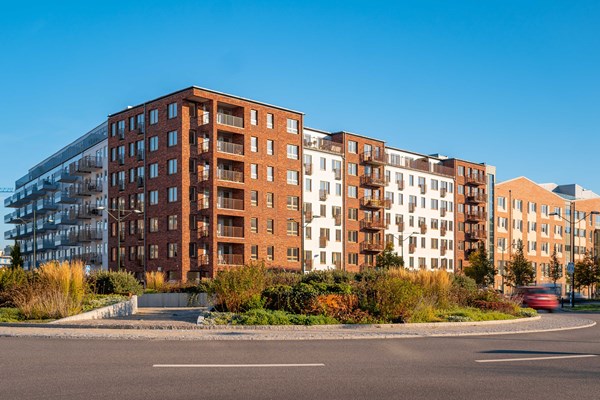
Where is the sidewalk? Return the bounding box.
[0,309,595,341]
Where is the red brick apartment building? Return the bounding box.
[107,87,304,280]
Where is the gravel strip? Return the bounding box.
[0,314,594,341]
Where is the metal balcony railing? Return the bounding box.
[216,169,244,183]
[217,226,244,238]
[217,197,244,210]
[216,113,244,128]
[217,141,244,155]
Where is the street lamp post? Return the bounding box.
[288,215,321,274]
[97,206,142,273]
[550,203,599,308]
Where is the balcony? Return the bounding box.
[216,141,244,156]
[465,174,486,186]
[466,230,487,241]
[36,199,58,213]
[192,111,210,127]
[440,187,447,198]
[420,223,427,234]
[441,226,447,236]
[36,219,57,233]
[397,180,405,190]
[55,233,78,247]
[76,207,99,219]
[37,180,59,193]
[419,183,427,194]
[319,190,328,201]
[54,169,78,183]
[304,163,312,175]
[4,229,17,240]
[197,227,210,239]
[361,196,390,209]
[441,246,447,256]
[360,174,386,187]
[71,156,103,175]
[216,169,244,183]
[303,138,343,154]
[217,197,244,211]
[334,214,342,226]
[304,209,313,221]
[440,208,447,217]
[319,236,328,248]
[408,243,416,254]
[409,203,416,213]
[55,210,78,225]
[217,226,244,238]
[78,229,103,242]
[304,259,313,272]
[334,168,342,180]
[77,252,100,264]
[217,113,244,128]
[361,218,386,230]
[397,221,404,232]
[36,239,57,251]
[55,190,77,204]
[217,254,244,266]
[360,241,384,252]
[466,193,486,204]
[198,254,210,267]
[360,151,386,165]
[465,212,486,222]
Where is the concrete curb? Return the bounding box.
[48,296,138,324]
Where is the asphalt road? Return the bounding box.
[1,314,599,400]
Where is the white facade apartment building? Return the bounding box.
[384,148,456,271]
[4,123,109,270]
[302,128,345,271]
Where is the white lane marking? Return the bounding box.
[153,363,325,368]
[476,354,597,363]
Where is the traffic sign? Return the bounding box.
[567,262,575,274]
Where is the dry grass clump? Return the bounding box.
[145,271,166,292]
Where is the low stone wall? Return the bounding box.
[137,293,209,308]
[49,296,138,324]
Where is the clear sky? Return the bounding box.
[1,0,599,248]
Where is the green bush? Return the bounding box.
[210,262,268,312]
[0,267,29,307]
[88,271,143,296]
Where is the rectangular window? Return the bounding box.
[267,113,274,129]
[168,131,177,147]
[168,215,178,231]
[251,164,258,179]
[149,218,159,232]
[287,247,299,261]
[348,186,357,198]
[168,159,177,175]
[267,246,274,261]
[251,190,258,206]
[168,243,178,258]
[250,217,258,233]
[251,245,258,260]
[267,140,274,155]
[149,163,158,178]
[286,119,298,134]
[168,187,177,203]
[251,137,258,152]
[149,109,158,125]
[287,221,299,236]
[287,170,299,185]
[287,196,299,210]
[150,190,158,205]
[348,208,358,220]
[149,136,158,152]
[266,192,274,208]
[348,140,358,153]
[267,219,274,234]
[348,163,358,176]
[267,166,274,182]
[287,144,299,159]
[168,102,177,119]
[250,109,258,125]
[149,245,159,259]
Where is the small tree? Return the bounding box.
[10,241,24,269]
[574,252,596,298]
[548,248,563,290]
[464,243,496,287]
[376,242,404,270]
[505,240,535,287]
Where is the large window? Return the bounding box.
[286,119,298,134]
[287,144,299,159]
[149,136,158,152]
[149,163,158,178]
[168,187,177,203]
[168,102,177,119]
[168,215,178,230]
[149,109,158,125]
[149,190,158,205]
[168,159,177,175]
[267,113,274,129]
[287,170,299,185]
[287,247,299,261]
[168,131,177,147]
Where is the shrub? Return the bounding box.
[311,294,358,321]
[145,271,166,292]
[449,274,478,306]
[266,271,302,287]
[0,267,29,306]
[210,262,268,312]
[88,270,143,296]
[356,274,424,322]
[13,261,86,319]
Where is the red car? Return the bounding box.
[515,286,559,312]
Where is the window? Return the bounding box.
[251,164,258,179]
[287,170,299,185]
[348,231,358,242]
[348,141,358,153]
[497,196,506,210]
[267,140,274,155]
[267,166,274,182]
[286,119,298,133]
[251,245,258,260]
[168,243,178,258]
[168,131,177,147]
[348,186,357,198]
[287,221,299,236]
[149,163,158,178]
[149,218,159,232]
[267,193,274,208]
[320,157,326,171]
[168,187,177,202]
[541,204,549,217]
[458,166,464,176]
[129,116,135,131]
[168,215,178,231]
[348,163,358,176]
[168,102,177,119]
[348,208,358,220]
[251,137,258,152]
[287,144,299,159]
[149,245,159,259]
[287,196,299,210]
[267,246,274,261]
[111,123,116,137]
[305,178,312,191]
[149,109,158,125]
[267,219,274,234]
[168,159,177,175]
[251,190,258,206]
[250,109,258,125]
[287,247,299,261]
[150,190,158,205]
[149,136,158,152]
[250,218,258,233]
[267,113,274,129]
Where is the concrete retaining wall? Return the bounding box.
[50,296,138,324]
[137,293,209,308]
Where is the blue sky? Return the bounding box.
[1,0,599,248]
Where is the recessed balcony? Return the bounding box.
[217,113,244,128]
[217,225,244,238]
[217,140,244,156]
[361,196,390,209]
[465,174,486,186]
[360,241,384,252]
[217,253,244,266]
[217,197,244,211]
[216,169,244,183]
[361,218,386,230]
[360,151,386,165]
[360,174,386,187]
